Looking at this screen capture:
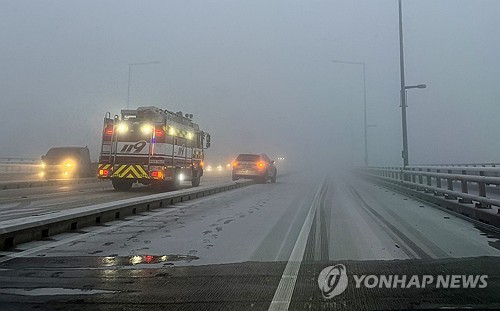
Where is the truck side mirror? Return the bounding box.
[206,134,211,148]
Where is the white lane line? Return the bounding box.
[0,190,237,264]
[268,181,325,311]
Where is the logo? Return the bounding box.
[317,264,488,299]
[120,141,147,153]
[318,264,348,299]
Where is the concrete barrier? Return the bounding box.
[0,180,255,250]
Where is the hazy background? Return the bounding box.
[1,0,499,167]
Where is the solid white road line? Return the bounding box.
[268,180,325,311]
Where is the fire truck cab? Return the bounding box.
[98,106,210,191]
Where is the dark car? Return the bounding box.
[40,147,92,179]
[232,153,277,183]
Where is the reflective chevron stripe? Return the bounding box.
[98,163,112,171]
[112,164,149,179]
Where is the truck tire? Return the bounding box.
[271,170,277,183]
[112,179,133,191]
[192,176,200,187]
[232,175,239,181]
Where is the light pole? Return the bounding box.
[127,61,160,108]
[398,0,427,167]
[332,59,371,165]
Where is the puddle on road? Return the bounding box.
[101,254,199,267]
[0,288,117,296]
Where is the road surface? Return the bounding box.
[0,170,499,310]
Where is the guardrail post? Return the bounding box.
[476,170,491,208]
[425,168,432,193]
[416,168,423,191]
[445,169,456,200]
[434,169,444,196]
[459,169,472,204]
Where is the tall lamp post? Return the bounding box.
[398,0,426,167]
[332,59,373,166]
[127,61,160,108]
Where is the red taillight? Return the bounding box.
[155,127,165,137]
[105,128,113,135]
[151,171,163,179]
[99,169,109,176]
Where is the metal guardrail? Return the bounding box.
[416,163,500,168]
[0,158,40,174]
[360,166,500,209]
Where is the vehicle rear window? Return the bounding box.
[236,154,260,162]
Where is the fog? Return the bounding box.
[1,0,499,167]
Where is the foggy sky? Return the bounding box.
[1,0,499,167]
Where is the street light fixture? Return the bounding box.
[405,84,427,90]
[127,61,160,108]
[332,59,371,166]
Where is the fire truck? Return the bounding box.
[98,106,211,191]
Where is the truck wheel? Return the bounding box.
[112,179,133,191]
[192,176,200,187]
[232,175,239,181]
[271,171,277,183]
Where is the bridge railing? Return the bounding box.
[360,166,500,209]
[0,158,40,174]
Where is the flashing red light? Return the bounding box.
[105,128,113,135]
[145,255,154,263]
[151,171,159,177]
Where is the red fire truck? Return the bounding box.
[98,106,211,191]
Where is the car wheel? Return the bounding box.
[259,172,268,184]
